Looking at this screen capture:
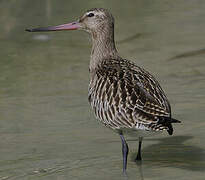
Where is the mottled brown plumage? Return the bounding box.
[26,8,181,172]
[88,58,174,133]
[85,8,179,136]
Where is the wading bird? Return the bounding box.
[26,8,181,173]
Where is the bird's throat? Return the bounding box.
[89,27,118,71]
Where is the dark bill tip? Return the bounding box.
[25,22,81,33]
[25,29,33,32]
[25,27,55,32]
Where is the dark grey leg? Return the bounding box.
[120,133,129,173]
[136,137,143,161]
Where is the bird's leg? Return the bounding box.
[119,133,129,173]
[136,137,143,161]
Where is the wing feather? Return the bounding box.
[88,58,172,131]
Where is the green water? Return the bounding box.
[0,0,205,179]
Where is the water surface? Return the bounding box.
[0,0,205,179]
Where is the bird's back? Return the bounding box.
[88,58,177,135]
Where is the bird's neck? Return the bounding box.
[89,26,119,71]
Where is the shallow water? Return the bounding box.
[0,0,205,179]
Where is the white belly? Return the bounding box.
[122,128,163,138]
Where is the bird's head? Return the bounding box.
[26,8,114,36]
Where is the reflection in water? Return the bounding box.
[122,161,144,180]
[136,161,144,180]
[117,33,149,44]
[131,136,205,171]
[168,48,205,61]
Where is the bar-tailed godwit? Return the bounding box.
[26,8,181,172]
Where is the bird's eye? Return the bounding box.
[87,13,94,17]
